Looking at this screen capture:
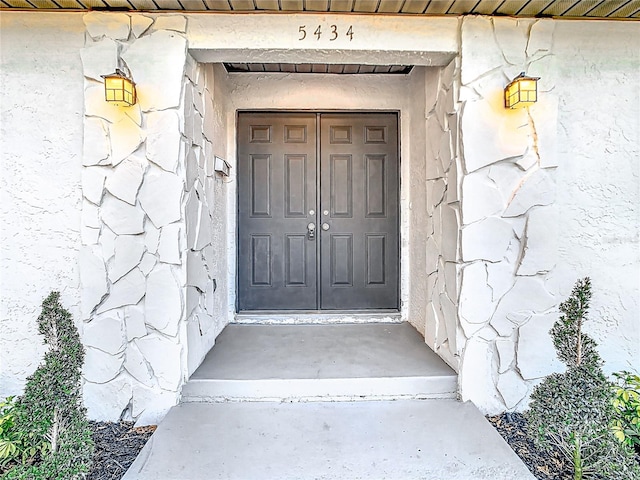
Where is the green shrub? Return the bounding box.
[612,371,640,450]
[526,278,640,480]
[1,292,94,480]
[0,397,20,465]
[0,396,51,472]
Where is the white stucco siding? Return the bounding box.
[553,21,640,374]
[0,13,86,397]
[456,16,640,413]
[188,13,458,66]
[0,10,638,422]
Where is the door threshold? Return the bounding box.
[234,310,402,325]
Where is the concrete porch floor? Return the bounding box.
[181,323,458,401]
[123,323,534,479]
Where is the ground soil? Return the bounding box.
[486,412,573,480]
[88,421,155,480]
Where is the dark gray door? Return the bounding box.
[319,114,399,309]
[237,112,398,311]
[237,113,318,310]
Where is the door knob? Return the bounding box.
[322,223,330,231]
[307,222,316,240]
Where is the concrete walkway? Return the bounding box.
[123,399,534,480]
[124,324,534,479]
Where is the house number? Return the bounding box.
[298,25,354,41]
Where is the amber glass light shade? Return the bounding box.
[101,69,136,106]
[504,73,539,109]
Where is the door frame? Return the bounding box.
[235,109,402,314]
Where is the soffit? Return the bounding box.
[224,63,414,73]
[1,0,639,19]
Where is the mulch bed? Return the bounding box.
[88,421,156,480]
[487,412,573,480]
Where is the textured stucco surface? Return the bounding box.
[553,21,639,376]
[0,13,86,396]
[455,17,640,413]
[1,10,638,421]
[188,13,458,66]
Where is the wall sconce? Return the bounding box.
[101,68,137,107]
[504,72,540,109]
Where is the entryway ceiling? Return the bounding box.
[225,63,413,73]
[1,0,639,19]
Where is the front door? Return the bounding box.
[237,112,398,311]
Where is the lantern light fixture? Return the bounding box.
[504,72,540,109]
[101,68,137,107]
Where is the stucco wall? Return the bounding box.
[456,17,640,413]
[0,13,85,396]
[1,10,638,422]
[553,21,639,376]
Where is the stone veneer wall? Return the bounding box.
[422,62,461,371]
[454,16,639,414]
[79,12,228,424]
[182,58,230,376]
[414,16,639,415]
[454,17,562,413]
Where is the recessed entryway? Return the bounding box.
[237,112,399,311]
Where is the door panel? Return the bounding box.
[250,155,271,216]
[285,155,308,217]
[238,113,318,310]
[330,155,353,217]
[320,114,399,309]
[285,234,308,286]
[237,112,398,311]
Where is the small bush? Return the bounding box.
[0,397,20,465]
[1,292,94,480]
[612,371,640,451]
[0,396,51,473]
[526,278,640,480]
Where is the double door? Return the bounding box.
[237,112,398,311]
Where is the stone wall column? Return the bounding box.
[456,17,560,414]
[79,12,189,424]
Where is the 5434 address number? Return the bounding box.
[298,25,354,41]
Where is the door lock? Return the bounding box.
[307,222,316,240]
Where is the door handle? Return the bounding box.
[307,222,316,240]
[322,223,330,231]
